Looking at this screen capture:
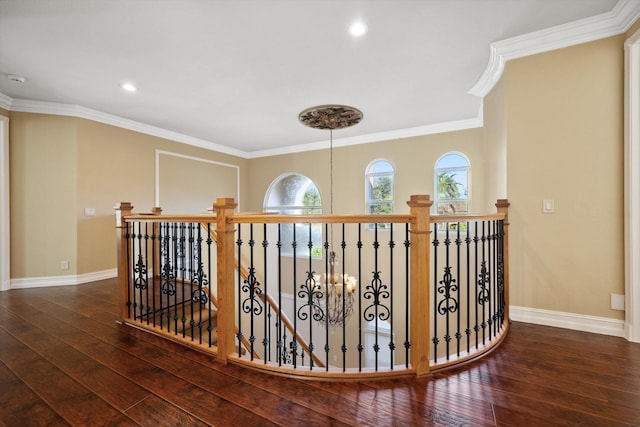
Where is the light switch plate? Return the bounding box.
[542,199,554,213]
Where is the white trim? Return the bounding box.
[0,115,9,291]
[625,28,640,342]
[510,306,625,338]
[469,0,640,97]
[8,98,247,158]
[246,117,483,159]
[155,149,241,211]
[10,269,117,289]
[0,94,482,159]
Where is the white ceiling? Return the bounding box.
[0,0,636,157]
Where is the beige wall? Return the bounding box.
[503,35,625,319]
[483,77,507,212]
[10,113,248,278]
[6,32,628,326]
[10,113,78,277]
[247,128,485,215]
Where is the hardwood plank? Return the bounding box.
[0,328,137,426]
[0,309,150,412]
[3,278,640,426]
[7,304,277,426]
[0,361,70,427]
[124,395,210,427]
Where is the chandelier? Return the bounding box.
[299,105,363,326]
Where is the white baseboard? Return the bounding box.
[10,269,117,289]
[510,305,625,338]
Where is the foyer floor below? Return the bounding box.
[1,278,639,426]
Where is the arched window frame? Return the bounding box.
[365,159,394,230]
[434,152,470,216]
[264,173,322,257]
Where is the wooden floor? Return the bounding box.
[1,279,639,427]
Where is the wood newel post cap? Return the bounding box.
[115,202,133,211]
[114,202,133,226]
[151,207,162,215]
[495,199,510,209]
[407,194,434,208]
[212,198,237,212]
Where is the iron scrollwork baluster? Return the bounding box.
[133,252,148,290]
[160,226,176,297]
[298,271,324,323]
[241,267,263,315]
[363,271,390,321]
[437,266,459,315]
[477,261,490,305]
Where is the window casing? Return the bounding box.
[264,173,322,256]
[365,160,394,229]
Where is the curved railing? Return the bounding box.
[115,195,509,379]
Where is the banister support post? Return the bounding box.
[407,194,433,376]
[214,198,238,364]
[115,202,133,323]
[496,199,510,322]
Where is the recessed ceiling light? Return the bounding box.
[349,21,368,37]
[121,82,137,92]
[7,74,26,83]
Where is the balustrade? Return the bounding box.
[115,195,509,379]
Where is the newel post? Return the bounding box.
[407,194,433,376]
[115,202,133,322]
[214,197,238,364]
[496,199,510,322]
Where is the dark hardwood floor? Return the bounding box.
[1,278,639,426]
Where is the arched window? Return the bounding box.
[435,152,469,215]
[365,160,394,229]
[264,173,322,256]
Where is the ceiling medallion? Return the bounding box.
[298,104,363,130]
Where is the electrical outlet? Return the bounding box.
[60,260,69,270]
[84,207,96,217]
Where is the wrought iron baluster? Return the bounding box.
[150,221,157,326]
[276,224,284,366]
[236,224,244,357]
[263,223,269,364]
[357,223,364,371]
[465,223,471,353]
[478,221,489,344]
[455,223,462,357]
[404,223,411,368]
[432,223,439,359]
[291,223,298,368]
[179,222,187,338]
[125,222,132,319]
[340,223,347,372]
[388,224,395,370]
[473,222,479,349]
[363,224,391,371]
[497,220,505,329]
[244,225,260,359]
[206,222,213,348]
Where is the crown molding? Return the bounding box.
[245,117,483,159]
[0,93,12,110]
[2,92,483,159]
[469,0,640,97]
[6,97,248,158]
